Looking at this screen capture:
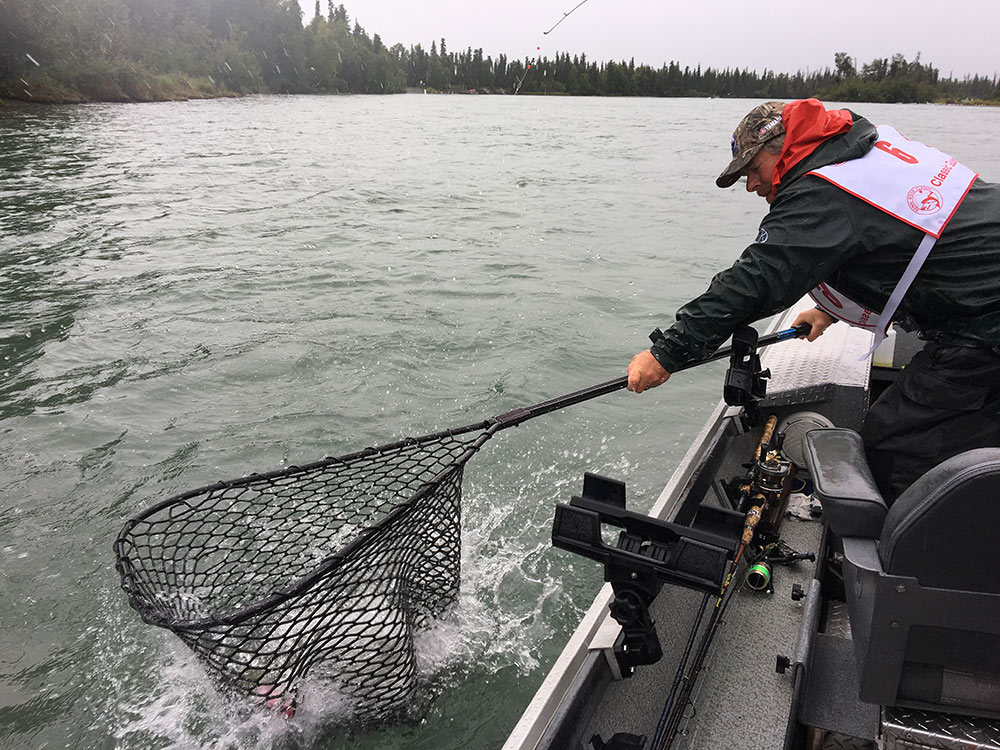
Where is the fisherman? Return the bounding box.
[626,98,1000,503]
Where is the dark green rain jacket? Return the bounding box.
[649,113,1000,374]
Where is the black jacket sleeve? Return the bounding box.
[649,179,868,373]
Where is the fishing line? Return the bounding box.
[472,47,538,170]
[511,50,538,96]
[480,0,596,162]
[518,0,595,89]
[485,0,596,163]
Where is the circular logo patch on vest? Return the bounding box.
[755,227,768,244]
[906,185,943,215]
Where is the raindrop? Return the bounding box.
[25,53,40,67]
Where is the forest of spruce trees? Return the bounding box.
[2,0,997,104]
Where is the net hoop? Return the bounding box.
[115,419,490,630]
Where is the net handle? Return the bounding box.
[488,324,810,430]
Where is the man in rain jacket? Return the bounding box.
[626,98,1000,501]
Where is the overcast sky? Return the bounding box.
[297,0,999,80]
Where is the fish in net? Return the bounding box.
[114,420,495,721]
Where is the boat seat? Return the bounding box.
[801,428,887,539]
[803,429,1000,718]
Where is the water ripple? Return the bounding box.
[0,95,996,750]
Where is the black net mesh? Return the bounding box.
[114,421,495,721]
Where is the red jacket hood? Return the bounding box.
[770,99,853,200]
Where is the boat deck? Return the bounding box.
[504,300,878,750]
[587,515,823,749]
[506,305,1000,750]
[595,304,874,750]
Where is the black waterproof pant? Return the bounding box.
[862,342,1000,504]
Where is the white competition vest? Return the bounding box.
[804,125,978,355]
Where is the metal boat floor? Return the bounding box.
[882,707,1000,749]
[585,516,824,750]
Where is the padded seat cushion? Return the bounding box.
[879,447,1000,594]
[803,428,888,539]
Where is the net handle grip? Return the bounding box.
[488,324,810,430]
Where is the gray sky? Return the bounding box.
[297,0,999,79]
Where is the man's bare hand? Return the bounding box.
[627,350,671,393]
[792,308,837,341]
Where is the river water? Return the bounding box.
[1,95,997,750]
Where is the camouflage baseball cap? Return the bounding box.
[716,101,786,188]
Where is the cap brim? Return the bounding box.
[715,151,753,188]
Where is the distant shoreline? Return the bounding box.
[4,91,998,107]
[6,2,996,109]
[0,73,242,106]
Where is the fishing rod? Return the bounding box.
[648,591,712,748]
[555,322,812,750]
[652,417,784,749]
[512,0,590,96]
[543,0,593,35]
[653,407,813,750]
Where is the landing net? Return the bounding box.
[114,419,496,721]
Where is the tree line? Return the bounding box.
[1,0,997,104]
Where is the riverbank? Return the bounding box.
[0,71,242,105]
[3,76,997,107]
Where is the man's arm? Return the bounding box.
[630,181,865,390]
